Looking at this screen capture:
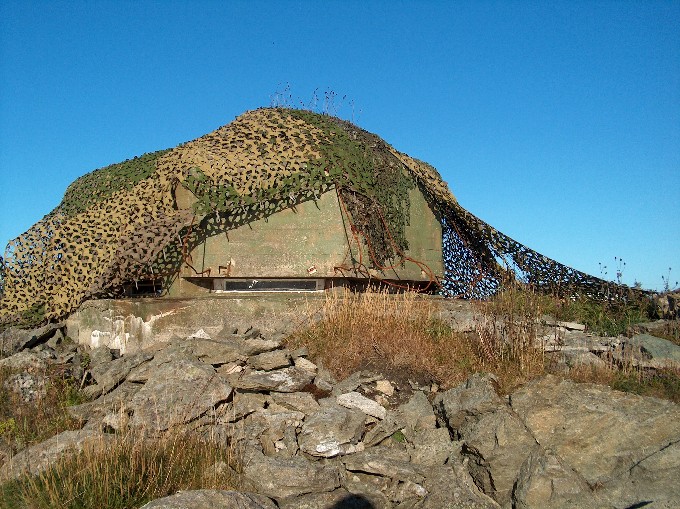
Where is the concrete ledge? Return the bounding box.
[66,294,326,354]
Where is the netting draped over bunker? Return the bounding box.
[0,108,633,324]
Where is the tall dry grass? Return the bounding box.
[287,288,546,393]
[0,426,239,509]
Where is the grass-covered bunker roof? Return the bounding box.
[1,108,628,324]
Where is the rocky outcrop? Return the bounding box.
[434,373,680,509]
[1,322,678,509]
[540,319,680,371]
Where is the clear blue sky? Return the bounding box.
[1,1,678,290]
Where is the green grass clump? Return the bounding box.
[609,369,680,402]
[543,296,651,337]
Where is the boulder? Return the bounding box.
[271,391,320,415]
[342,447,424,484]
[418,464,502,509]
[618,333,680,369]
[434,374,538,505]
[68,380,141,426]
[298,404,366,458]
[0,322,64,355]
[85,351,153,399]
[129,357,232,431]
[139,490,277,509]
[242,450,341,499]
[0,350,48,371]
[510,375,680,508]
[513,448,602,509]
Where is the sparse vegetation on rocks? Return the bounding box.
[0,288,678,508]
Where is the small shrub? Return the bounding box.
[542,293,651,337]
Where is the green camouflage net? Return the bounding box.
[0,108,636,325]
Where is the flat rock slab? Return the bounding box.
[139,490,277,509]
[247,349,291,371]
[189,338,248,365]
[0,351,48,371]
[337,391,386,420]
[69,380,142,425]
[298,404,366,458]
[226,366,313,393]
[271,391,320,415]
[242,452,341,499]
[343,447,425,484]
[129,357,232,431]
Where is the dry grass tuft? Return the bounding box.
[287,288,546,393]
[0,427,239,509]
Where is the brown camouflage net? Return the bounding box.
[0,108,635,325]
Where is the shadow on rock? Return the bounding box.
[330,494,375,509]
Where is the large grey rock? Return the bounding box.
[0,351,48,371]
[364,391,437,447]
[85,351,153,399]
[139,490,277,509]
[510,375,680,508]
[129,357,232,431]
[342,471,393,508]
[88,345,114,370]
[406,427,457,466]
[189,338,248,365]
[619,333,680,369]
[0,322,64,355]
[68,380,141,426]
[513,448,602,509]
[0,429,111,480]
[433,373,505,435]
[601,438,680,509]
[434,374,538,506]
[342,447,424,484]
[226,366,314,393]
[298,404,366,458]
[418,464,502,509]
[239,337,282,356]
[242,450,341,499]
[271,391,320,415]
[218,392,267,423]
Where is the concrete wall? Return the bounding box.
[168,186,443,297]
[66,294,325,354]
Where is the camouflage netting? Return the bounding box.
[0,108,636,325]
